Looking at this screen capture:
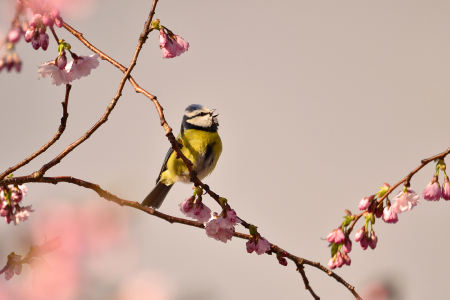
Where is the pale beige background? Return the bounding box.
[1,0,450,299]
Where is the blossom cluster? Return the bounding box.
[422,160,450,201]
[23,0,64,51]
[0,184,33,225]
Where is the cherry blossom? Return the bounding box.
[422,176,442,201]
[358,196,372,210]
[0,253,22,281]
[66,53,100,80]
[442,176,450,200]
[390,188,419,214]
[382,206,398,224]
[204,214,234,243]
[37,60,72,86]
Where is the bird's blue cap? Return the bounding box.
[185,104,203,112]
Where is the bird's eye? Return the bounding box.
[198,112,207,117]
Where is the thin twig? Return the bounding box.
[33,0,159,178]
[295,261,320,300]
[0,84,72,181]
[347,147,450,234]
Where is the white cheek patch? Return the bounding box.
[185,107,210,118]
[187,116,212,128]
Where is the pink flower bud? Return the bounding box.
[24,27,34,43]
[39,33,49,51]
[54,16,63,28]
[30,14,42,27]
[342,252,351,266]
[354,226,365,242]
[50,7,60,18]
[42,13,54,26]
[326,230,336,243]
[375,203,383,218]
[278,257,288,266]
[442,177,450,200]
[29,15,37,27]
[8,27,21,44]
[334,228,345,244]
[57,52,67,69]
[179,197,193,213]
[39,27,46,34]
[14,61,21,72]
[360,234,368,250]
[358,197,371,210]
[246,237,256,253]
[336,252,344,268]
[369,231,377,249]
[422,176,441,201]
[0,60,4,72]
[343,237,352,253]
[382,206,398,224]
[328,256,336,269]
[31,34,40,50]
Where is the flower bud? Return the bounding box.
[8,27,21,44]
[31,34,40,50]
[336,252,344,268]
[342,252,351,266]
[369,231,377,249]
[358,197,371,210]
[0,59,4,72]
[354,226,365,242]
[42,13,54,26]
[30,14,42,27]
[50,7,60,18]
[278,257,288,266]
[334,228,345,244]
[246,237,256,253]
[343,237,352,253]
[328,256,336,269]
[360,234,368,250]
[375,203,383,218]
[39,33,49,51]
[54,16,63,28]
[24,27,34,43]
[326,230,336,243]
[56,51,67,69]
[39,26,46,34]
[442,176,450,200]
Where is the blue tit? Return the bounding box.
[142,104,222,208]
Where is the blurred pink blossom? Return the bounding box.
[255,236,271,255]
[66,53,100,80]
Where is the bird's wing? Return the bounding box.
[155,133,181,184]
[156,147,174,184]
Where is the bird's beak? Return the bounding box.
[210,109,219,117]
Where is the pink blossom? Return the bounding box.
[358,197,371,210]
[328,256,336,269]
[342,252,351,266]
[255,236,271,255]
[326,230,336,243]
[37,61,72,86]
[382,206,398,224]
[173,35,189,56]
[42,13,54,26]
[390,188,419,213]
[246,237,256,253]
[334,228,345,244]
[360,234,368,250]
[442,176,450,200]
[354,226,365,242]
[336,252,344,268]
[159,30,177,58]
[14,205,34,225]
[422,176,441,201]
[343,237,352,253]
[369,231,377,249]
[205,216,234,243]
[39,33,49,51]
[218,209,238,230]
[57,51,68,69]
[66,53,100,80]
[8,27,21,44]
[179,197,193,214]
[159,29,189,59]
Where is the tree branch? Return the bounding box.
[0,84,72,181]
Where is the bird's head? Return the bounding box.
[182,104,219,133]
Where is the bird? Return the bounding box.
[142,104,222,209]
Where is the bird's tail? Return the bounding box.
[141,182,174,209]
